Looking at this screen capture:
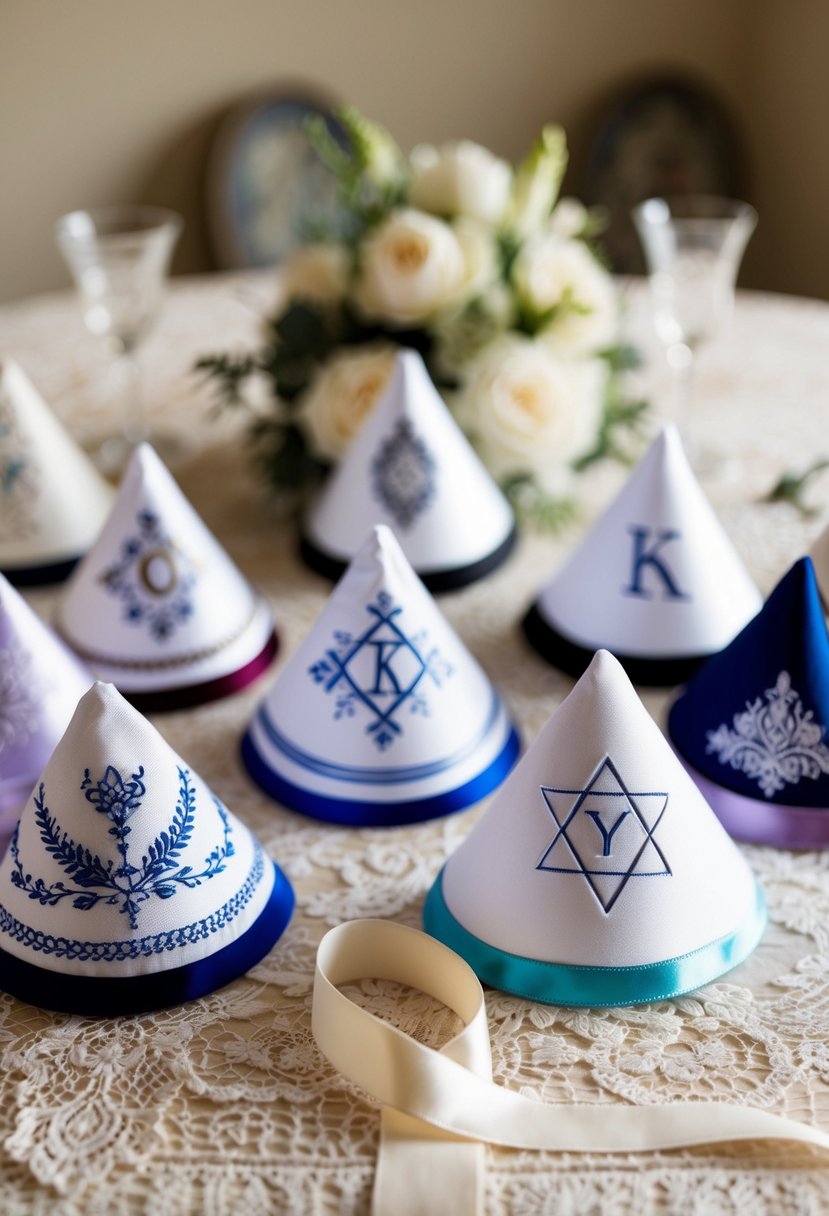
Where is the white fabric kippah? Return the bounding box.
[523,426,761,684]
[0,358,114,584]
[301,349,516,591]
[244,524,520,824]
[0,682,294,1014]
[57,443,277,709]
[425,649,765,1005]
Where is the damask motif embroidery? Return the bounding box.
[0,646,42,752]
[371,417,436,528]
[308,591,453,750]
[99,510,196,641]
[537,756,671,914]
[706,670,829,798]
[0,388,39,541]
[9,765,234,929]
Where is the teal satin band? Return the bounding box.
[423,870,767,1008]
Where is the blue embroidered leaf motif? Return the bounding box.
[9,767,234,930]
[99,510,196,643]
[308,594,453,750]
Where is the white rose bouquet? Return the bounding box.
[199,108,645,526]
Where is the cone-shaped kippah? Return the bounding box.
[56,443,277,710]
[0,683,294,1015]
[425,649,765,1006]
[0,574,93,840]
[523,425,761,685]
[0,358,114,585]
[300,349,516,591]
[243,524,520,825]
[808,521,829,609]
[669,558,829,848]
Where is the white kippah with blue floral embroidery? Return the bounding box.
[244,525,519,825]
[0,358,114,578]
[424,649,766,1006]
[56,444,276,707]
[302,350,515,585]
[0,683,293,1015]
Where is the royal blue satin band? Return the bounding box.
[423,869,767,1007]
[0,862,294,1016]
[241,727,521,827]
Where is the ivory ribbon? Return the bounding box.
[313,918,829,1216]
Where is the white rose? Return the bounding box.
[279,244,349,308]
[351,208,468,327]
[549,197,589,238]
[455,336,606,490]
[300,345,396,461]
[512,234,619,355]
[409,141,512,225]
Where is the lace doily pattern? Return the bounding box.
[1,278,829,1214]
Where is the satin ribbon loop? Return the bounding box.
[313,918,829,1216]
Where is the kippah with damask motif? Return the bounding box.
[301,349,516,591]
[523,425,762,685]
[56,443,277,710]
[669,557,829,848]
[0,358,114,585]
[0,574,93,844]
[0,682,294,1015]
[425,649,765,1006]
[243,524,520,825]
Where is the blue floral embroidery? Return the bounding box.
[0,392,38,541]
[371,417,436,528]
[308,591,452,750]
[99,510,196,641]
[9,766,234,930]
[0,846,264,962]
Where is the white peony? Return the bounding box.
[512,234,619,355]
[454,335,606,491]
[409,141,512,225]
[351,208,471,327]
[300,345,396,461]
[279,244,349,308]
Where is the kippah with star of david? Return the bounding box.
[0,358,114,585]
[424,649,765,1006]
[300,349,516,592]
[522,425,761,685]
[0,682,294,1015]
[669,557,829,848]
[0,573,93,845]
[243,524,520,826]
[56,443,277,711]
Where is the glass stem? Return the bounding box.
[667,342,696,464]
[119,350,147,446]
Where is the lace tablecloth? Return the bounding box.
[2,274,829,1215]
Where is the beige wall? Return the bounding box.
[1,0,825,303]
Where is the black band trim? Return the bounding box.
[521,604,708,687]
[2,555,80,586]
[298,524,518,593]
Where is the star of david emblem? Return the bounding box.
[537,756,671,913]
[371,417,436,529]
[308,591,452,750]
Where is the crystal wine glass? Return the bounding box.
[632,195,757,473]
[55,205,182,473]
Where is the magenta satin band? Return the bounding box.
[123,630,279,713]
[680,757,829,849]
